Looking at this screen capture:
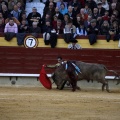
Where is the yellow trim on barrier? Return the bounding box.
[0,37,119,49]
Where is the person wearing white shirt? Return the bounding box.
[68,39,82,49]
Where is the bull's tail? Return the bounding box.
[109,70,120,85]
[103,65,120,85]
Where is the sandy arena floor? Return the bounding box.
[0,86,120,120]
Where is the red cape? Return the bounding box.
[39,65,52,89]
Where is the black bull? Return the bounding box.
[52,61,120,92]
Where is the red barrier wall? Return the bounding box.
[0,47,120,75]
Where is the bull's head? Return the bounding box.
[52,73,68,90]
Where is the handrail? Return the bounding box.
[0,73,118,80]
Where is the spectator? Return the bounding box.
[100,20,110,41]
[68,0,81,9]
[52,15,58,29]
[5,16,20,26]
[18,19,29,33]
[0,19,4,32]
[76,22,87,36]
[8,0,17,12]
[1,4,12,19]
[16,1,24,13]
[74,15,83,28]
[92,8,100,19]
[109,21,119,36]
[56,0,68,10]
[66,5,76,21]
[42,19,52,33]
[0,0,8,8]
[63,19,76,43]
[43,2,55,20]
[92,8,102,27]
[77,8,88,22]
[102,0,109,10]
[77,0,85,7]
[45,0,56,8]
[27,7,41,27]
[87,19,99,45]
[72,3,81,18]
[4,18,18,33]
[11,5,21,20]
[109,3,116,15]
[73,8,88,27]
[68,39,82,49]
[19,12,28,24]
[64,19,76,34]
[84,3,92,15]
[29,21,41,37]
[97,1,106,16]
[112,0,120,13]
[102,10,110,21]
[109,14,117,26]
[0,12,5,24]
[59,3,68,15]
[41,13,52,29]
[53,19,64,34]
[17,0,26,7]
[86,0,97,12]
[62,14,70,26]
[84,15,92,28]
[112,10,119,20]
[22,0,26,8]
[87,19,99,35]
[43,20,53,45]
[54,7,64,21]
[29,21,41,34]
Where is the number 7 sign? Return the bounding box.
[24,36,38,48]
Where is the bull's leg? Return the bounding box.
[59,81,67,90]
[105,81,110,93]
[70,81,81,91]
[66,81,81,90]
[102,83,106,91]
[67,72,78,92]
[71,80,77,92]
[101,80,110,92]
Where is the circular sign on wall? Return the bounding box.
[24,36,38,48]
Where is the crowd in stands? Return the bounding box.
[0,0,120,46]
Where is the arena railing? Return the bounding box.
[0,73,118,81]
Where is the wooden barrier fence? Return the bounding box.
[0,47,120,75]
